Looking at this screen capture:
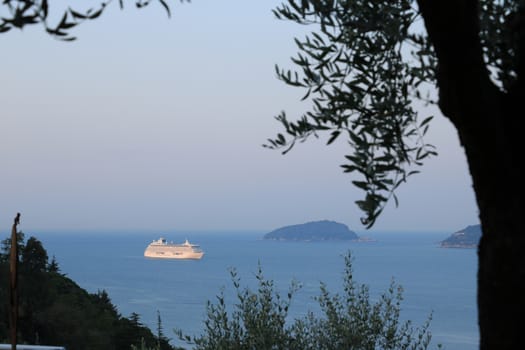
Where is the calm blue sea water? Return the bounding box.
[34,230,478,350]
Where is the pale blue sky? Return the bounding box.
[0,0,478,233]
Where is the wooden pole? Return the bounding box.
[9,213,20,350]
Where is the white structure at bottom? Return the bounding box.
[0,345,65,350]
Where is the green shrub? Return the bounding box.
[177,252,434,350]
[289,253,433,350]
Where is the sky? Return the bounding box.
[0,0,479,234]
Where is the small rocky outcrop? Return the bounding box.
[440,224,481,248]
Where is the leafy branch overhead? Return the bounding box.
[267,0,518,228]
[0,0,188,41]
[265,0,438,228]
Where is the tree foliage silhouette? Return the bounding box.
[0,0,187,41]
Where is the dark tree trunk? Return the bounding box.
[417,1,525,349]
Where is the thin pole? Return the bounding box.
[9,212,20,350]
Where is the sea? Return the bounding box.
[33,230,478,350]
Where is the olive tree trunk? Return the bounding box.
[417,1,525,349]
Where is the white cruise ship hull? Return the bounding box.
[144,248,204,260]
[144,238,204,260]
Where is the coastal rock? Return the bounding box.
[264,220,359,241]
[440,224,481,248]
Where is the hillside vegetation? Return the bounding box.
[0,232,178,350]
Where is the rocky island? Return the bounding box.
[440,224,481,248]
[264,220,359,241]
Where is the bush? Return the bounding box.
[177,252,434,350]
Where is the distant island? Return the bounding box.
[440,224,481,248]
[263,220,359,241]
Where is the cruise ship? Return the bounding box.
[144,237,204,259]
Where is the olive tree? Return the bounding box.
[176,252,433,350]
[266,1,523,349]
